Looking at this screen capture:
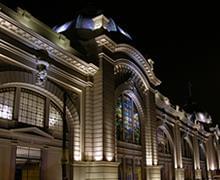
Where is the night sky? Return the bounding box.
[1,1,220,125]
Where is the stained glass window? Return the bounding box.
[49,103,63,134]
[123,95,133,142]
[0,88,14,120]
[116,94,141,144]
[19,89,45,127]
[116,96,123,140]
[133,106,141,144]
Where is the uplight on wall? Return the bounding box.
[94,151,103,161]
[105,152,113,161]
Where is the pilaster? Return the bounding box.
[42,147,62,180]
[146,165,161,180]
[0,142,15,180]
[73,161,119,180]
[144,90,158,166]
[193,132,200,170]
[174,121,183,169]
[93,56,115,161]
[175,168,185,180]
[195,169,202,180]
[207,170,212,180]
[84,86,93,161]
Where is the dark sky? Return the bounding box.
[1,1,220,125]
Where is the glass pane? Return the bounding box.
[19,89,45,127]
[123,95,133,142]
[49,103,63,134]
[0,88,14,120]
[133,106,140,144]
[116,96,123,140]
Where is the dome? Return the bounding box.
[52,13,132,65]
[53,14,132,40]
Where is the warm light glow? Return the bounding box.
[146,155,153,165]
[94,151,103,161]
[74,151,81,161]
[106,152,113,161]
[210,164,215,171]
[74,154,81,161]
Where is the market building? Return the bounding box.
[0,3,219,180]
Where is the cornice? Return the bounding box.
[0,40,92,88]
[155,91,212,138]
[0,11,98,76]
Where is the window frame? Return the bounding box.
[116,93,141,145]
[0,87,63,135]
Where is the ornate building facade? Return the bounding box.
[0,3,219,180]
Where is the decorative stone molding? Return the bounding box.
[114,61,150,94]
[95,34,161,86]
[36,59,49,86]
[0,11,98,76]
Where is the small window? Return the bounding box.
[0,88,15,120]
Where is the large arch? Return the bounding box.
[0,70,80,161]
[182,133,195,180]
[115,44,161,87]
[114,81,146,180]
[157,124,176,180]
[114,59,152,95]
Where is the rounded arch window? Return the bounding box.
[0,87,63,135]
[115,94,141,144]
[156,128,172,154]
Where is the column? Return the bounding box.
[206,136,218,180]
[42,147,62,180]
[84,55,119,179]
[0,143,15,180]
[84,86,93,161]
[93,57,115,162]
[174,121,185,180]
[144,90,161,179]
[193,133,202,180]
[73,161,119,180]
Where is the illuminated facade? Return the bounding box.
[0,3,220,180]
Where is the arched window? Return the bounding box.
[182,136,193,158]
[0,87,63,135]
[157,128,171,154]
[115,94,141,144]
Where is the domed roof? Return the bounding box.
[53,14,132,40]
[52,12,132,65]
